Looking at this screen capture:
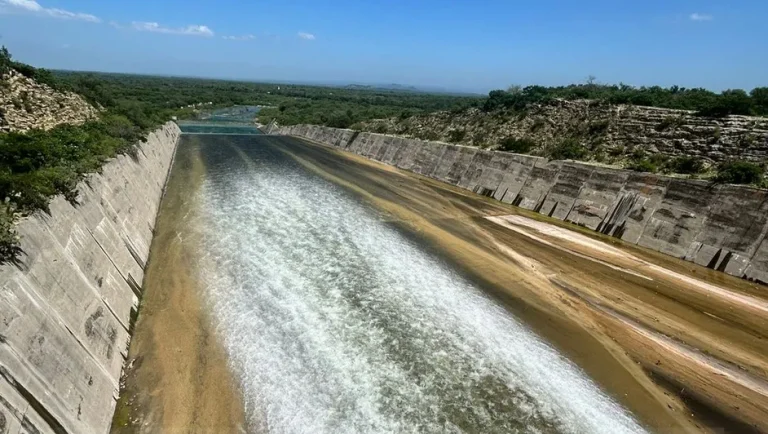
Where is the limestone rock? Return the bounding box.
[0,70,99,133]
[358,100,768,165]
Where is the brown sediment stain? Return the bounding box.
[486,215,768,379]
[111,135,245,434]
[271,135,768,433]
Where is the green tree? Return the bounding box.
[627,159,659,173]
[751,87,768,114]
[483,82,767,117]
[715,161,764,185]
[498,136,535,154]
[666,156,705,174]
[0,46,12,76]
[550,138,587,160]
[448,129,467,143]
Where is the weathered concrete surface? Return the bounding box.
[277,124,768,285]
[566,166,629,231]
[0,122,181,434]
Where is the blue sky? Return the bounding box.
[0,0,765,93]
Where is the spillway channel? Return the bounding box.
[160,134,646,434]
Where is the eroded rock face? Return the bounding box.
[359,100,768,165]
[0,70,99,133]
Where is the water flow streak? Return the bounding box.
[190,138,646,433]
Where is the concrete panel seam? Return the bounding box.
[0,365,67,434]
[16,276,121,390]
[509,157,535,205]
[745,195,768,261]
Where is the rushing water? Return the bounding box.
[190,137,646,434]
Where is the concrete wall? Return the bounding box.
[0,122,181,434]
[277,124,768,285]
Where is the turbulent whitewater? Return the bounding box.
[190,141,646,434]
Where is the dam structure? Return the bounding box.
[2,120,767,433]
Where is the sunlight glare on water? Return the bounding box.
[191,141,647,434]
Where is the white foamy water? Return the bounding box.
[190,142,647,434]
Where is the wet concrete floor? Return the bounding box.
[114,134,768,433]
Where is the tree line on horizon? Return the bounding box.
[259,82,768,129]
[484,82,768,117]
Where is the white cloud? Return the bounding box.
[1,0,100,22]
[689,12,713,21]
[298,32,316,40]
[131,21,215,37]
[47,7,99,22]
[223,34,255,41]
[5,0,42,11]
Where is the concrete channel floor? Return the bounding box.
[113,134,768,434]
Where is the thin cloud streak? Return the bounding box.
[298,32,316,40]
[131,21,215,37]
[223,34,255,41]
[689,13,713,21]
[0,0,100,22]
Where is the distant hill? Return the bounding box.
[344,83,423,93]
[341,83,479,96]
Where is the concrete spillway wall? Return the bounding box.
[0,122,181,434]
[277,124,768,286]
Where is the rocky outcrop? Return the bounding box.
[0,70,99,133]
[0,122,180,434]
[278,124,768,287]
[358,101,768,167]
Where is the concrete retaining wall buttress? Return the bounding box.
[0,122,181,434]
[277,124,768,286]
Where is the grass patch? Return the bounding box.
[549,138,587,160]
[498,136,536,154]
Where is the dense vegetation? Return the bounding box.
[256,89,480,128]
[498,137,535,154]
[1,45,766,260]
[1,49,203,260]
[715,161,765,185]
[483,83,768,117]
[53,72,481,130]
